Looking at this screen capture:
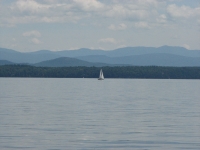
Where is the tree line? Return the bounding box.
[0,65,200,79]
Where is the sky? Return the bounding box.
[0,0,200,52]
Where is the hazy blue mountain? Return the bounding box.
[0,48,60,63]
[34,57,113,67]
[56,48,106,57]
[121,53,200,66]
[104,46,200,57]
[55,46,200,57]
[0,48,24,63]
[77,55,113,64]
[29,50,54,54]
[1,46,200,66]
[0,60,14,65]
[155,46,200,57]
[77,53,200,66]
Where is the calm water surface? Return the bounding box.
[0,78,200,150]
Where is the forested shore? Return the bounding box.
[0,65,200,79]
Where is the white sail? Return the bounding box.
[98,69,104,80]
[101,70,104,79]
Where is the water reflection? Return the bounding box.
[0,78,199,149]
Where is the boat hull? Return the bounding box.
[98,78,104,80]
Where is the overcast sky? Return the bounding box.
[0,0,200,52]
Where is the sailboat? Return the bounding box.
[98,69,104,80]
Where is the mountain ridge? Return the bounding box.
[34,57,116,67]
[1,46,200,67]
[0,60,14,65]
[77,53,200,67]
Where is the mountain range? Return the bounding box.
[0,46,200,67]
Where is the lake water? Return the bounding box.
[0,78,200,150]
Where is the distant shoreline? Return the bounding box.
[0,65,200,79]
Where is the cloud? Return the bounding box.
[156,14,167,24]
[99,38,117,44]
[12,0,49,14]
[0,0,161,25]
[4,0,77,24]
[105,4,149,21]
[108,23,127,30]
[23,30,41,37]
[23,30,42,44]
[31,38,42,44]
[167,4,200,19]
[7,0,105,24]
[73,0,104,11]
[183,44,190,50]
[134,22,150,29]
[171,35,179,39]
[0,0,199,32]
